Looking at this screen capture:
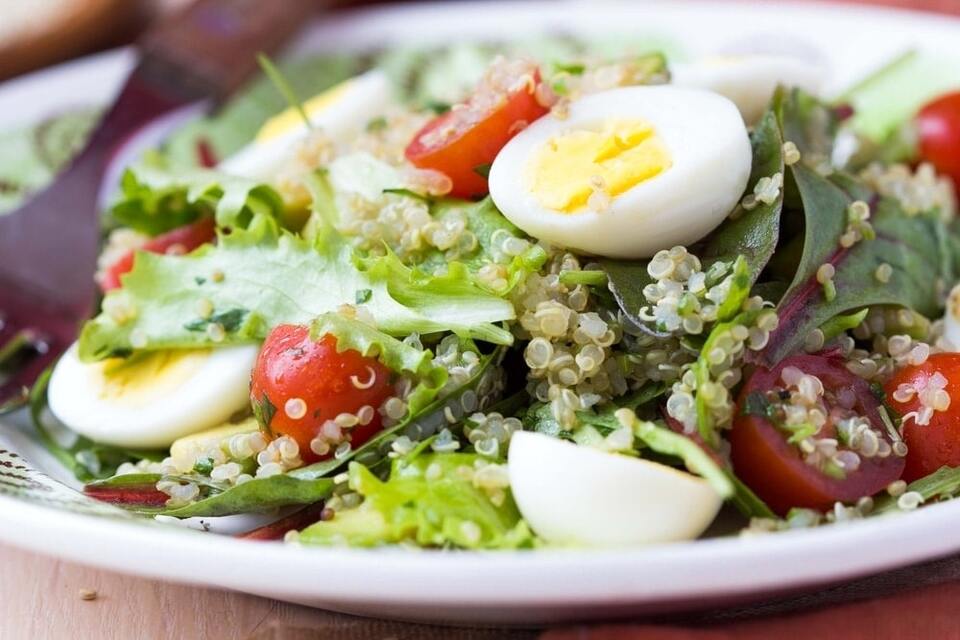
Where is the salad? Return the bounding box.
[23,38,960,549]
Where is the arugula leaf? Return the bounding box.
[299,454,532,549]
[110,165,285,235]
[702,108,785,281]
[78,215,515,360]
[309,313,447,416]
[29,369,164,482]
[756,163,947,366]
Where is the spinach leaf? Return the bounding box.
[702,107,785,280]
[602,105,784,327]
[85,472,334,518]
[756,163,947,366]
[162,475,333,518]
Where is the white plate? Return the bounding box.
[2,0,960,625]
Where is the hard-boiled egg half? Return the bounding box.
[488,86,751,259]
[508,431,723,546]
[672,54,822,125]
[48,344,259,449]
[220,69,393,180]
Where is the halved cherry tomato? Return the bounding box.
[250,325,394,463]
[730,353,904,515]
[100,217,216,291]
[405,60,549,199]
[917,91,960,190]
[885,352,960,482]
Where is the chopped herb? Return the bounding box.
[194,276,206,286]
[184,308,248,333]
[473,163,492,179]
[741,391,774,419]
[193,457,215,475]
[553,61,585,75]
[365,116,387,132]
[355,288,373,304]
[425,100,451,114]
[252,393,276,435]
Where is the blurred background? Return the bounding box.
[3,0,960,82]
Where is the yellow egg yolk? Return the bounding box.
[93,350,210,407]
[526,119,672,212]
[255,77,355,142]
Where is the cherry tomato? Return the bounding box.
[250,325,394,463]
[405,60,549,199]
[730,353,905,515]
[885,352,960,482]
[917,91,960,189]
[100,217,216,291]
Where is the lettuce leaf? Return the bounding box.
[109,165,286,235]
[78,215,515,361]
[308,313,447,416]
[298,453,532,549]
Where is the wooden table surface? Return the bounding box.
[0,543,533,639]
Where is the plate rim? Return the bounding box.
[3,0,960,621]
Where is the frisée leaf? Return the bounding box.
[78,215,515,361]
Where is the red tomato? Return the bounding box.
[730,354,905,515]
[100,217,216,291]
[917,91,960,190]
[405,60,549,199]
[250,325,394,463]
[885,352,960,482]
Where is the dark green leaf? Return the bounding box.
[757,163,947,366]
[702,108,785,281]
[163,475,333,518]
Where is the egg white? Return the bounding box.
[48,344,259,449]
[507,431,723,547]
[672,54,822,124]
[220,69,393,180]
[488,85,751,259]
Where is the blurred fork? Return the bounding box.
[0,0,319,413]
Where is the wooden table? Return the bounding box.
[0,543,533,639]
